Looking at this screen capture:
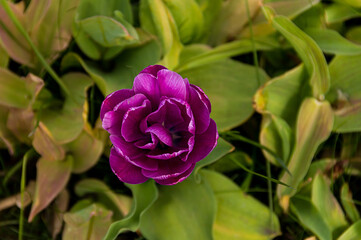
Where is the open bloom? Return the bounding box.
[100,65,218,185]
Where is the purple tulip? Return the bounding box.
[100,65,218,185]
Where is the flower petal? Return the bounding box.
[146,123,173,147]
[102,110,123,136]
[141,157,193,179]
[140,65,167,77]
[113,93,147,114]
[134,134,159,150]
[121,99,151,142]
[188,119,218,163]
[109,148,148,184]
[190,84,211,112]
[157,69,189,100]
[133,73,160,105]
[189,86,210,134]
[110,135,158,171]
[154,164,195,185]
[100,89,134,120]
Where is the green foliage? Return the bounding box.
[0,1,361,240]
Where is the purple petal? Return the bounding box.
[188,119,218,163]
[121,99,151,142]
[113,93,147,114]
[145,123,173,147]
[110,135,158,171]
[133,73,160,105]
[109,148,148,184]
[157,69,189,100]
[141,157,194,179]
[154,164,195,185]
[189,86,210,134]
[102,111,123,136]
[140,65,167,77]
[134,134,159,150]
[190,84,211,112]
[100,89,134,121]
[146,147,189,160]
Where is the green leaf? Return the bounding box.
[201,170,281,240]
[65,130,103,174]
[63,202,113,240]
[208,151,252,173]
[327,54,361,132]
[346,26,361,45]
[306,28,361,55]
[103,180,158,240]
[336,0,361,8]
[312,173,348,236]
[29,156,73,221]
[74,179,131,220]
[179,46,268,131]
[277,98,334,204]
[194,0,222,42]
[263,6,330,99]
[260,114,293,166]
[61,39,161,95]
[291,197,332,240]
[340,182,360,223]
[194,137,234,175]
[254,64,307,126]
[337,220,361,240]
[325,3,360,24]
[0,40,9,67]
[140,176,216,240]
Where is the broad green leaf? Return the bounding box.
[65,130,103,173]
[325,3,360,24]
[306,28,361,55]
[0,68,35,109]
[75,179,131,220]
[29,156,73,221]
[305,158,337,180]
[254,64,307,126]
[32,123,65,161]
[208,0,260,46]
[208,151,252,173]
[103,180,158,240]
[337,220,361,240]
[194,0,222,42]
[336,0,361,8]
[346,26,361,45]
[63,202,112,240]
[0,39,9,67]
[194,137,234,175]
[201,170,281,240]
[163,0,204,44]
[260,114,292,166]
[140,176,216,240]
[340,183,360,223]
[263,6,330,99]
[328,54,361,132]
[291,198,332,240]
[179,46,268,131]
[61,39,161,95]
[39,73,92,144]
[312,173,348,236]
[277,98,334,204]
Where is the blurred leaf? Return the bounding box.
[65,130,103,173]
[208,151,252,173]
[163,0,204,44]
[201,170,281,240]
[208,0,260,46]
[254,64,307,126]
[44,189,69,239]
[260,114,292,166]
[63,202,112,240]
[0,68,35,109]
[61,39,161,95]
[291,197,332,240]
[337,0,361,8]
[337,220,361,240]
[29,156,73,221]
[194,0,222,42]
[305,158,337,180]
[0,40,9,67]
[263,6,330,99]
[325,3,360,24]
[104,180,158,240]
[32,122,66,161]
[328,54,361,132]
[179,46,268,131]
[140,176,216,240]
[306,28,361,55]
[0,106,16,154]
[75,179,131,220]
[39,73,92,144]
[312,173,348,236]
[346,26,361,45]
[194,137,234,175]
[340,183,360,223]
[277,98,334,204]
